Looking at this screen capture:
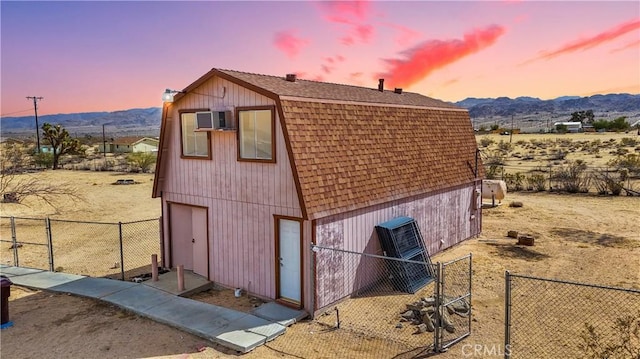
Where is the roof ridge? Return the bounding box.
[215,68,418,95]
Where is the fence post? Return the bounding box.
[505,271,512,359]
[433,261,443,352]
[10,217,18,267]
[119,222,125,281]
[468,253,473,333]
[46,218,54,272]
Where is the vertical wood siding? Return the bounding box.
[313,182,481,310]
[160,76,302,300]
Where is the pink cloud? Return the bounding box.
[341,36,355,46]
[378,25,507,88]
[610,39,640,53]
[318,1,371,23]
[315,0,375,46]
[311,74,325,82]
[349,72,364,86]
[274,30,309,59]
[383,22,421,46]
[534,18,640,61]
[355,24,373,43]
[324,55,346,65]
[321,64,333,74]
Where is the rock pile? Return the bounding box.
[398,296,470,334]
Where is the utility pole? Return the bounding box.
[510,115,514,143]
[102,124,107,158]
[26,96,44,153]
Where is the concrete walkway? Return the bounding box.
[0,265,307,353]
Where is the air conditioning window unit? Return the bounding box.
[196,110,235,131]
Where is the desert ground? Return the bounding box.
[1,132,638,358]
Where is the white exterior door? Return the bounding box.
[278,218,301,303]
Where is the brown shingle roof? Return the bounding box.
[184,68,460,109]
[280,100,482,219]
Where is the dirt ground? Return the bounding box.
[1,133,638,359]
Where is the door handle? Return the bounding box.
[192,238,195,243]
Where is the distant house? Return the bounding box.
[97,137,159,153]
[152,68,484,315]
[553,121,582,133]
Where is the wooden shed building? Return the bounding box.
[152,68,484,315]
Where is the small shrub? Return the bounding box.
[553,160,590,193]
[504,172,525,191]
[479,137,495,147]
[526,173,547,191]
[497,140,513,153]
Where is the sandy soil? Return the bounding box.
[1,133,639,358]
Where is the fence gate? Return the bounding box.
[435,254,473,352]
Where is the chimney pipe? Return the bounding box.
[286,73,297,82]
[394,88,403,94]
[378,79,384,92]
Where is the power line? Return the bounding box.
[0,108,34,117]
[26,96,44,153]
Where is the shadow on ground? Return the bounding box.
[551,228,635,248]
[484,242,550,261]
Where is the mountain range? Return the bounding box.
[1,93,639,136]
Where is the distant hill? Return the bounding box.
[0,107,162,136]
[1,93,638,137]
[454,93,640,118]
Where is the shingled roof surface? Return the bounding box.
[175,68,482,219]
[280,100,481,219]
[213,69,460,109]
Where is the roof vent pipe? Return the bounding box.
[394,88,403,94]
[286,73,297,82]
[378,79,384,92]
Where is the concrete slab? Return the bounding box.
[142,270,213,297]
[251,302,308,327]
[0,266,45,277]
[51,277,136,298]
[224,314,286,341]
[214,330,267,353]
[142,296,246,337]
[8,271,83,289]
[102,285,175,313]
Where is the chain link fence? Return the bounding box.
[0,216,161,280]
[505,272,640,359]
[271,245,471,357]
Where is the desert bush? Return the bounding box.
[32,152,54,169]
[497,140,513,153]
[553,160,590,193]
[549,149,567,160]
[479,137,494,147]
[579,311,640,359]
[503,172,525,191]
[526,173,546,191]
[591,170,624,195]
[620,137,638,147]
[608,154,640,177]
[485,165,501,180]
[483,150,507,166]
[126,152,157,173]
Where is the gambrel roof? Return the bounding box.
[154,69,483,220]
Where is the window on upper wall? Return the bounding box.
[237,106,275,161]
[180,112,211,159]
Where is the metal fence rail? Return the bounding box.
[0,216,161,280]
[505,271,640,359]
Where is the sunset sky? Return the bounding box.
[1,1,639,117]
